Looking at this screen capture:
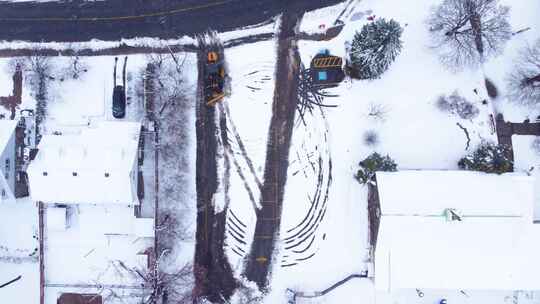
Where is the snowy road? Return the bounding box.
[0,0,345,42]
[194,42,238,302]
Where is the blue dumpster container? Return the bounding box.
[318,71,328,81]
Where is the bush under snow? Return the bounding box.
[356,152,398,184]
[436,91,479,120]
[458,142,513,174]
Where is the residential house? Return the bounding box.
[26,121,153,303]
[27,121,142,205]
[371,171,540,293]
[0,120,18,203]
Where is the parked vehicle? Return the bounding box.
[205,51,225,106]
[112,85,126,119]
[112,57,127,119]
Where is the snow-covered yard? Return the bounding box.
[485,0,540,121]
[0,51,196,303]
[44,205,152,284]
[0,198,39,304]
[288,0,540,303]
[209,0,537,303]
[44,55,147,130]
[0,0,539,302]
[222,39,275,275]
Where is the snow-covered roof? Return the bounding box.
[46,207,66,231]
[374,171,540,292]
[0,119,17,152]
[27,121,141,205]
[45,204,153,286]
[376,170,533,219]
[511,135,540,222]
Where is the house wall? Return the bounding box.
[131,156,139,206]
[0,129,16,201]
[130,128,141,206]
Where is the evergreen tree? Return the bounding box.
[349,18,403,79]
[458,142,513,174]
[356,152,398,184]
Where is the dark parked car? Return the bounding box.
[112,85,126,119]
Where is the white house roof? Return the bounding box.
[27,121,141,205]
[376,170,533,218]
[374,171,540,292]
[0,119,17,152]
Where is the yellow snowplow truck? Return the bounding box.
[205,51,225,106]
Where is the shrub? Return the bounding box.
[363,130,379,147]
[356,152,397,184]
[458,142,513,174]
[366,102,388,122]
[436,91,479,120]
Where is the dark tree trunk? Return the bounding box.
[243,10,302,290]
[524,74,540,86]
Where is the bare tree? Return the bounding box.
[231,283,263,304]
[145,51,198,304]
[427,0,511,69]
[146,52,189,116]
[137,249,194,304]
[60,55,89,80]
[531,137,540,156]
[506,39,540,106]
[365,102,389,122]
[9,55,55,142]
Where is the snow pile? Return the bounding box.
[0,36,196,52]
[299,1,349,34]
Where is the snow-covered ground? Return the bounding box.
[299,1,349,34]
[44,205,152,284]
[155,52,198,277]
[0,51,190,304]
[1,0,539,303]
[0,58,34,118]
[218,0,540,303]
[513,135,540,223]
[0,198,39,304]
[223,39,275,274]
[44,55,147,130]
[0,18,279,54]
[485,0,540,121]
